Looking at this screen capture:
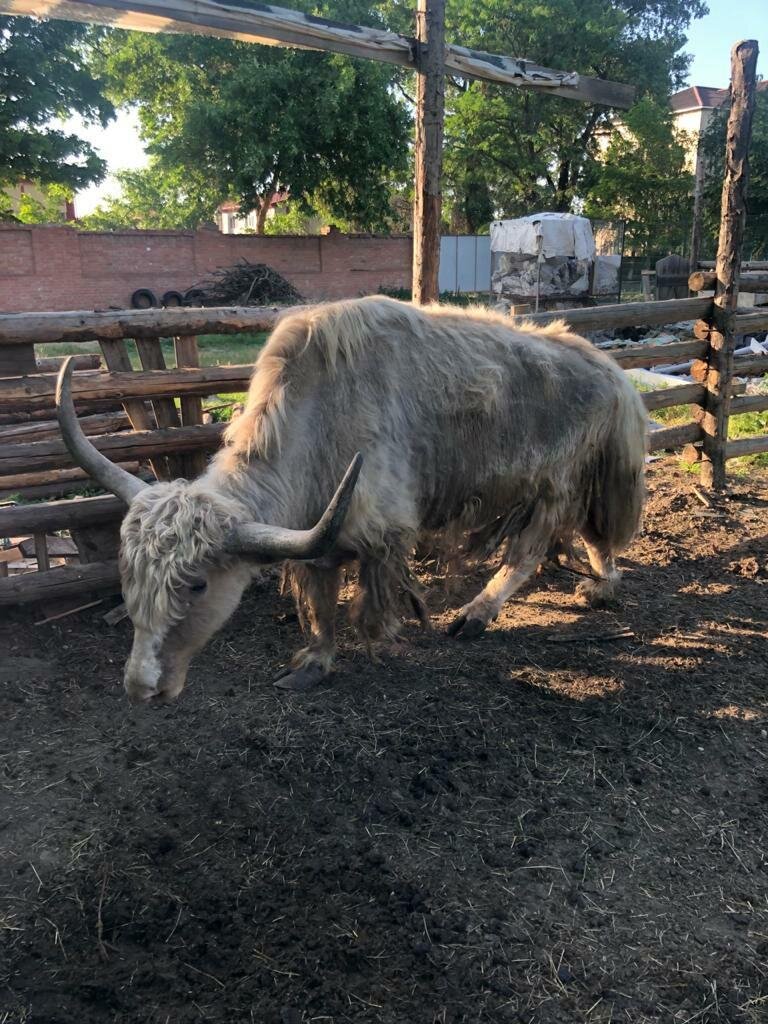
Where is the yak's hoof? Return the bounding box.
[274,662,328,693]
[446,613,487,640]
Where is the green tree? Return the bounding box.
[95,7,410,234]
[700,88,768,259]
[0,17,113,194]
[420,0,707,227]
[78,162,223,230]
[14,183,74,224]
[584,98,693,256]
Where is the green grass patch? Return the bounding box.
[37,331,267,369]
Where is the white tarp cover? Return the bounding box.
[490,213,596,260]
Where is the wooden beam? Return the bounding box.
[641,382,704,411]
[733,310,768,334]
[0,0,634,107]
[698,260,768,271]
[0,364,253,411]
[648,423,703,452]
[518,296,713,333]
[0,410,129,444]
[412,0,445,305]
[0,306,282,346]
[700,40,759,489]
[690,270,768,293]
[174,335,208,477]
[0,423,226,475]
[725,434,768,460]
[732,352,768,377]
[729,393,768,416]
[0,495,126,537]
[0,559,121,606]
[609,338,708,370]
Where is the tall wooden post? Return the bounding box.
[699,39,759,489]
[412,0,445,305]
[688,138,707,276]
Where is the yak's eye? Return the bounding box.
[190,580,208,593]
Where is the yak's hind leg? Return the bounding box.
[275,562,342,692]
[446,553,543,639]
[575,532,621,607]
[349,551,429,651]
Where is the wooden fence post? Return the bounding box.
[412,0,445,305]
[699,39,759,490]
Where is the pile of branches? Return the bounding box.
[185,259,302,307]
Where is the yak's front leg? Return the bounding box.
[447,553,542,639]
[274,562,342,692]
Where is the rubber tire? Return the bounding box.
[131,288,157,310]
[161,290,184,308]
[183,288,207,306]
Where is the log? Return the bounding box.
[699,260,768,271]
[0,463,142,498]
[690,271,768,293]
[0,494,126,537]
[134,337,185,477]
[0,0,634,107]
[733,352,768,377]
[733,310,768,334]
[608,338,707,369]
[0,423,226,475]
[725,434,768,459]
[641,382,704,411]
[647,422,703,452]
[174,335,208,478]
[0,364,253,411]
[729,392,768,416]
[19,534,79,559]
[34,532,50,572]
[0,399,126,424]
[0,306,283,346]
[0,411,130,445]
[412,0,445,306]
[35,354,102,373]
[700,40,759,489]
[518,296,713,333]
[0,559,121,606]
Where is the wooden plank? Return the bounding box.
[0,464,140,497]
[134,338,185,476]
[0,423,226,475]
[98,337,170,481]
[0,497,124,537]
[725,434,768,459]
[174,335,208,478]
[0,411,130,445]
[0,364,253,412]
[0,306,283,346]
[699,260,768,271]
[733,310,768,334]
[608,338,708,370]
[0,342,36,377]
[732,352,768,377]
[0,559,121,606]
[19,535,79,559]
[518,296,713,333]
[699,40,759,489]
[0,0,634,107]
[33,532,50,572]
[729,393,768,416]
[641,382,704,411]
[690,271,768,293]
[647,423,703,452]
[412,0,445,306]
[36,354,102,373]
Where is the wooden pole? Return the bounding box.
[699,39,759,490]
[688,136,707,276]
[412,0,445,305]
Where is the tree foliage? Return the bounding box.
[78,163,222,230]
[584,98,693,255]
[0,17,113,192]
[401,0,708,229]
[94,4,410,233]
[700,88,768,259]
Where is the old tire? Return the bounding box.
[161,290,184,308]
[131,288,157,309]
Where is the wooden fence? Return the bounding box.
[1,285,766,607]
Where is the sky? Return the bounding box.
[71,0,766,216]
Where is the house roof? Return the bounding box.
[671,81,767,113]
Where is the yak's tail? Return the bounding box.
[585,382,647,553]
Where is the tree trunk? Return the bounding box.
[256,189,275,234]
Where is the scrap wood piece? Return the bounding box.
[18,535,79,559]
[34,598,105,626]
[546,628,635,644]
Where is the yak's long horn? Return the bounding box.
[225,452,363,562]
[56,356,148,505]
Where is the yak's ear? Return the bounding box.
[224,453,363,562]
[56,357,148,504]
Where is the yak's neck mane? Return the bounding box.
[220,296,587,467]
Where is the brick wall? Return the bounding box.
[0,225,413,313]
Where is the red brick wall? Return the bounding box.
[0,225,413,313]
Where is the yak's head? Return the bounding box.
[56,357,361,703]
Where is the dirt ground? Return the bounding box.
[1,459,767,1024]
